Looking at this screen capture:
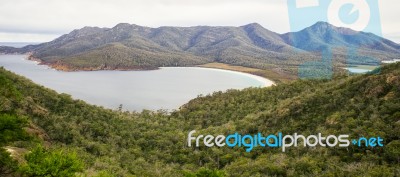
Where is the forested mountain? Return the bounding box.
[1,22,399,72]
[1,62,399,176]
[282,21,400,65]
[283,22,400,53]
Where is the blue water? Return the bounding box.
[0,42,39,48]
[0,55,272,111]
[346,68,372,73]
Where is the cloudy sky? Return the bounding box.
[0,0,399,43]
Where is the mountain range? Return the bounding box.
[1,21,399,73]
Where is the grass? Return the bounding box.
[198,62,296,83]
[5,146,27,163]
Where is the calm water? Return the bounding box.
[0,55,272,111]
[0,42,39,48]
[345,68,372,73]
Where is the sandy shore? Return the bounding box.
[20,55,275,87]
[175,67,275,87]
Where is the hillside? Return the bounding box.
[282,22,400,65]
[0,62,399,176]
[1,22,399,75]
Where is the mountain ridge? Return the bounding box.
[1,22,399,74]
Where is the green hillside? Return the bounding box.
[2,22,400,79]
[0,63,399,176]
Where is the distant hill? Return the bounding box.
[1,22,399,72]
[283,22,400,53]
[282,22,400,64]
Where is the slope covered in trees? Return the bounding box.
[1,22,399,76]
[0,63,399,176]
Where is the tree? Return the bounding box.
[118,104,123,112]
[184,168,226,177]
[0,114,28,176]
[0,114,28,145]
[0,148,17,176]
[19,145,83,177]
[385,140,400,163]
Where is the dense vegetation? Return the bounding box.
[1,22,399,77]
[0,62,399,176]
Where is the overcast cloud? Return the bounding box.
[0,0,399,42]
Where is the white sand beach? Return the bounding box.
[191,67,275,87]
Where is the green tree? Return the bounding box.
[0,114,28,145]
[0,114,28,176]
[385,140,400,163]
[19,145,83,177]
[0,148,17,176]
[184,168,225,177]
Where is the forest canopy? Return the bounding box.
[0,63,399,176]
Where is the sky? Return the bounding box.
[0,0,399,43]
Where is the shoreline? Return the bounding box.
[18,54,276,86]
[25,54,159,72]
[197,67,275,87]
[162,67,275,87]
[197,62,295,84]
